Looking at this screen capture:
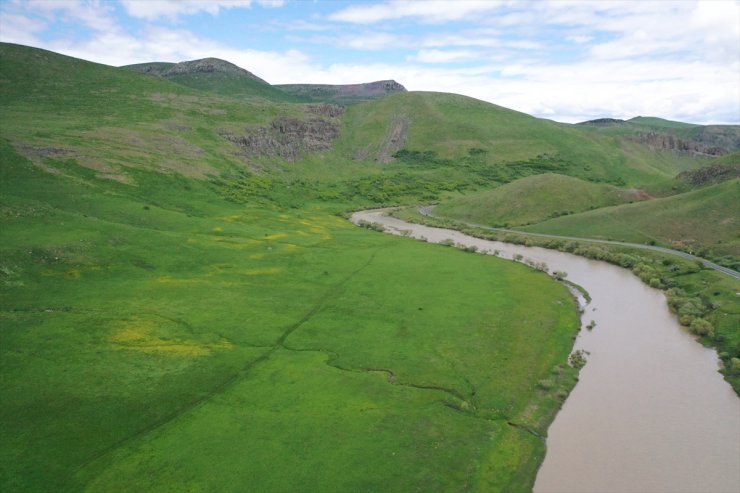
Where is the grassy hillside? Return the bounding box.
[522,179,740,261]
[1,43,585,492]
[434,173,646,227]
[275,80,406,104]
[333,92,708,187]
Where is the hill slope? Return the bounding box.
[522,179,740,259]
[433,173,647,227]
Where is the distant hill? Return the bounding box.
[124,57,303,101]
[577,118,626,126]
[576,115,740,156]
[275,80,406,104]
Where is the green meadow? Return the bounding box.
[1,140,578,492]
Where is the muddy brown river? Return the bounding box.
[351,209,740,493]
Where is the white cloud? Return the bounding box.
[120,0,282,21]
[565,35,592,44]
[328,0,504,24]
[21,0,119,32]
[411,49,480,63]
[0,13,47,46]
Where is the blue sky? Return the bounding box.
[1,0,738,123]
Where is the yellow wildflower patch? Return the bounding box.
[243,267,281,276]
[109,317,232,356]
[263,233,288,241]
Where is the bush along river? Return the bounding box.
[351,208,740,493]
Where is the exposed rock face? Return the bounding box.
[376,116,409,163]
[222,117,340,160]
[627,132,728,156]
[306,104,345,118]
[577,118,626,125]
[678,164,740,185]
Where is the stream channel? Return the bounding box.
[351,208,740,493]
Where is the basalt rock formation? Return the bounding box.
[627,132,727,156]
[221,115,341,161]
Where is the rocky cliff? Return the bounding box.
[627,132,728,156]
[221,105,343,161]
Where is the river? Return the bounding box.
[351,209,740,493]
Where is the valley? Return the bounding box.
[1,42,738,492]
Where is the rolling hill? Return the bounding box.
[522,178,740,260]
[433,173,648,227]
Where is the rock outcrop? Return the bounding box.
[221,116,340,160]
[677,164,740,185]
[627,132,727,156]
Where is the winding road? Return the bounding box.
[419,206,740,280]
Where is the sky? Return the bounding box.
[1,0,738,124]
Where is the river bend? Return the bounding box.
[351,209,740,493]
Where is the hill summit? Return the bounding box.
[126,57,268,83]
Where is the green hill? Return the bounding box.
[433,173,646,227]
[124,57,304,102]
[522,179,740,259]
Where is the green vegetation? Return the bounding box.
[0,43,586,492]
[434,173,646,227]
[393,207,740,393]
[1,40,738,492]
[522,179,740,263]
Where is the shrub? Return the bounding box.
[569,350,588,369]
[689,318,714,337]
[730,358,740,375]
[537,379,555,391]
